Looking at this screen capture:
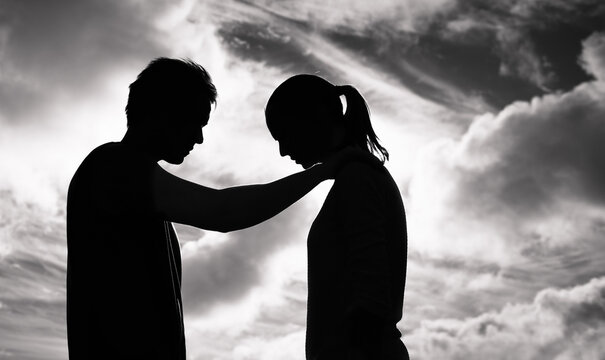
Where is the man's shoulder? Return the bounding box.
[80,142,156,172]
[70,141,158,189]
[75,142,120,169]
[86,142,131,163]
[68,142,158,215]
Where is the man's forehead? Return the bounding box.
[183,99,211,114]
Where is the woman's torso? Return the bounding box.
[305,162,408,360]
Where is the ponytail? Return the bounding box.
[336,85,389,163]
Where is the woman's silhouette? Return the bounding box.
[266,75,409,360]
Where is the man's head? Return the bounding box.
[125,58,217,164]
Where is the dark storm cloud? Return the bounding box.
[440,0,605,88]
[215,21,334,76]
[0,0,168,122]
[364,0,605,106]
[203,0,605,110]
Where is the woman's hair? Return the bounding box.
[265,74,389,163]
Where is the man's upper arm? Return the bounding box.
[151,165,228,231]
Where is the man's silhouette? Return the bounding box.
[66,58,351,359]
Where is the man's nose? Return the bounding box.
[279,142,288,157]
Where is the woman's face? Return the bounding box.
[269,110,335,169]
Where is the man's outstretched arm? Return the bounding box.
[152,163,330,233]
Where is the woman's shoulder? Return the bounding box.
[336,159,387,181]
[333,160,390,195]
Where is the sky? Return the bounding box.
[0,0,605,359]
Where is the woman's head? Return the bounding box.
[265,74,388,168]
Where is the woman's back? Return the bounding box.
[264,73,408,359]
[306,161,408,360]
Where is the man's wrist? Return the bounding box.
[305,162,330,181]
[316,162,334,180]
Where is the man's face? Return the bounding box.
[161,102,211,164]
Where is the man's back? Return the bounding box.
[66,142,185,360]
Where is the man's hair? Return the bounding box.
[125,58,217,127]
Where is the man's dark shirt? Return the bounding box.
[66,142,185,360]
[306,162,408,360]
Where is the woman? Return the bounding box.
[265,74,409,360]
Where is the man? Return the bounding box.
[66,58,351,359]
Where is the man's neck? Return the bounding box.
[121,127,162,162]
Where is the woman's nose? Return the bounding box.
[194,129,204,144]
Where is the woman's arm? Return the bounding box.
[152,162,330,232]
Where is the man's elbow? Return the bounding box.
[213,222,251,233]
[214,225,232,233]
[190,221,232,233]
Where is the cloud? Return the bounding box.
[438,7,553,89]
[181,199,316,314]
[186,266,310,360]
[239,0,456,34]
[0,196,67,360]
[182,235,313,360]
[436,0,605,90]
[0,0,171,122]
[408,31,605,264]
[494,29,556,90]
[406,276,605,360]
[580,32,605,81]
